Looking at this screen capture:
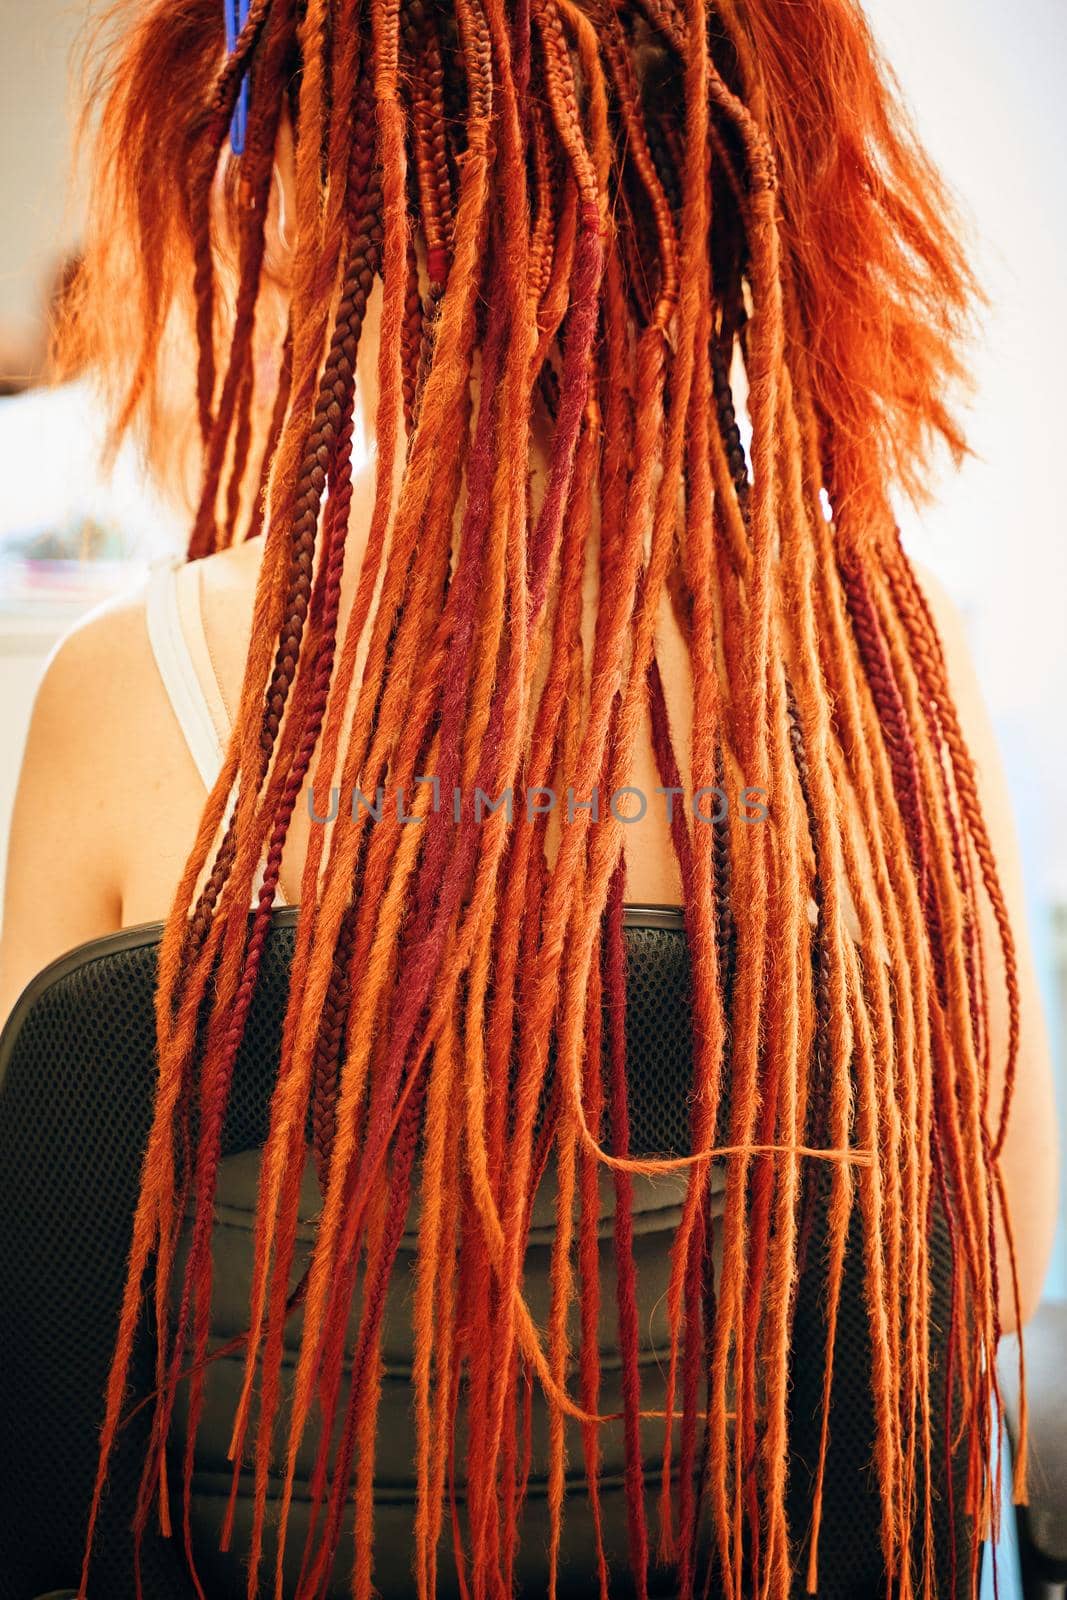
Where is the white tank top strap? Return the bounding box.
[143,551,293,909]
[143,553,227,792]
[179,559,233,750]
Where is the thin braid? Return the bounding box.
[144,70,386,1571]
[885,543,1022,1157]
[401,227,424,434]
[168,240,378,1583]
[189,0,275,445]
[227,111,387,1562]
[405,0,455,280]
[840,559,938,958]
[187,64,381,955]
[248,324,294,543]
[189,4,294,558]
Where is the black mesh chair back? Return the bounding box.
[0,909,971,1599]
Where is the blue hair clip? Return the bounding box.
[224,0,252,156]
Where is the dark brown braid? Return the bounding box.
[184,62,383,962]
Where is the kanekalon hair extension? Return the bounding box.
[60,0,1025,1595]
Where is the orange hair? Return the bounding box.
[60,1,1024,1596]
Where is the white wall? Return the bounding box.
[0,0,89,369]
[867,0,1067,893]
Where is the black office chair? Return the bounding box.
[1,908,974,1599]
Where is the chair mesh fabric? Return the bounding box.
[0,915,971,1598]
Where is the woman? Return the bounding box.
[0,0,1057,1595]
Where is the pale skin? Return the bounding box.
[0,141,1057,1334]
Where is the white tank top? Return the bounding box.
[142,550,294,908]
[143,551,228,790]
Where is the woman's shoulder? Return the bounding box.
[196,530,267,595]
[39,571,158,712]
[29,536,257,796]
[0,580,157,1023]
[43,531,265,682]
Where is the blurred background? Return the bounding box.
[0,0,1064,1420]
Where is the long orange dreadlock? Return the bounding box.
[60,0,1026,1595]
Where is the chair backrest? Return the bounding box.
[0,908,971,1598]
